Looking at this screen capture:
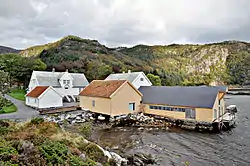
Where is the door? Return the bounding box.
[214,109,217,119]
[185,108,196,119]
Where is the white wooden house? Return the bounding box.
[25,86,63,109]
[105,70,152,89]
[28,69,89,102]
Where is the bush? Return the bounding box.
[0,97,12,108]
[78,142,107,164]
[79,122,92,138]
[0,121,14,135]
[30,118,44,125]
[39,140,68,165]
[0,161,18,166]
[82,158,96,166]
[69,154,85,166]
[0,146,18,161]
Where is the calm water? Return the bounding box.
[92,95,250,166]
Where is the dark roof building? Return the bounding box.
[139,86,221,108]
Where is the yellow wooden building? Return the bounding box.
[79,80,142,117]
[139,86,226,123]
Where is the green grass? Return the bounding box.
[0,104,17,114]
[8,89,25,101]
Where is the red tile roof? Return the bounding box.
[26,86,49,98]
[79,80,127,98]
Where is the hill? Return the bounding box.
[18,36,250,86]
[0,46,19,54]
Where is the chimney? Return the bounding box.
[65,69,68,73]
[128,70,131,73]
[122,71,125,73]
[52,68,55,72]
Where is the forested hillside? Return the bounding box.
[2,36,250,86]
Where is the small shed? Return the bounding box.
[25,86,63,109]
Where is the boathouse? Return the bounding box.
[139,86,226,123]
[79,80,143,116]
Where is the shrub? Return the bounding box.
[0,120,15,135]
[78,142,107,164]
[37,122,59,135]
[69,154,85,166]
[0,126,10,135]
[0,120,10,127]
[79,122,92,138]
[30,118,44,125]
[82,158,96,166]
[0,161,18,166]
[39,140,68,165]
[0,97,12,108]
[0,146,18,161]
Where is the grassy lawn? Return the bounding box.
[8,89,26,101]
[0,104,17,114]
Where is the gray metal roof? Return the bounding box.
[105,72,142,83]
[199,85,228,93]
[139,86,220,108]
[33,71,89,87]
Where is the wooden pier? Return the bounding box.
[39,106,80,115]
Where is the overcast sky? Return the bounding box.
[1,0,250,49]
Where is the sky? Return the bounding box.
[0,0,250,49]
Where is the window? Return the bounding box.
[66,80,70,84]
[129,103,135,111]
[63,80,67,84]
[140,77,144,81]
[34,99,37,103]
[185,109,196,119]
[149,105,188,112]
[92,100,95,107]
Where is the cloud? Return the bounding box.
[0,0,250,49]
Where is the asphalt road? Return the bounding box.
[0,95,39,120]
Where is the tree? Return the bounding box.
[0,54,47,87]
[147,74,162,86]
[0,70,10,95]
[226,52,250,85]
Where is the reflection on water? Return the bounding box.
[91,95,250,166]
